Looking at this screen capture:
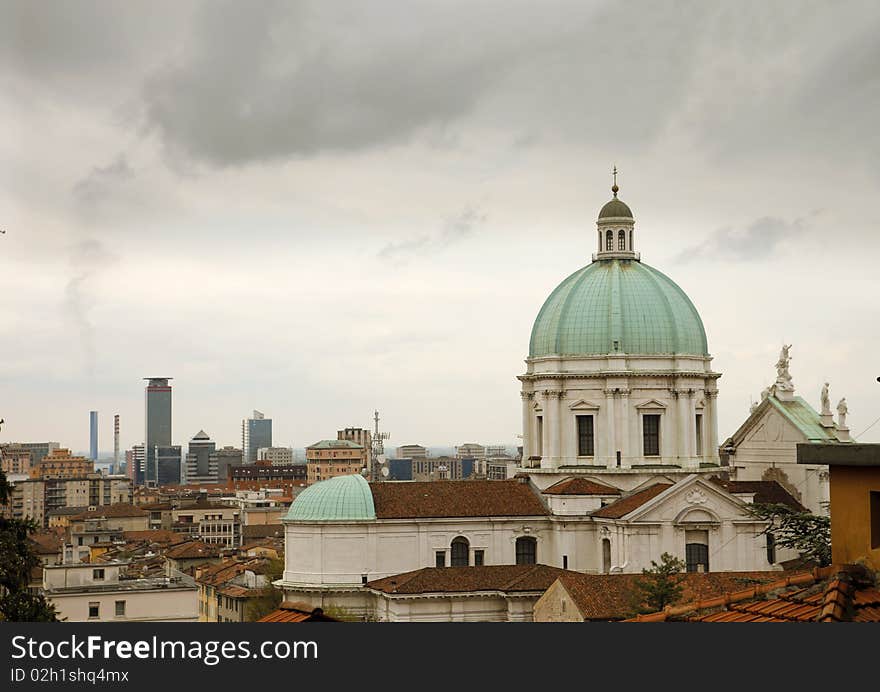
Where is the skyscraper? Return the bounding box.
[242,410,272,465]
[185,430,217,484]
[144,377,173,485]
[89,411,98,460]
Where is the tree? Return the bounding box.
[0,464,58,622]
[748,502,831,567]
[630,552,687,614]
[245,557,284,622]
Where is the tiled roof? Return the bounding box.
[367,564,569,595]
[242,524,285,539]
[29,531,63,554]
[369,480,548,519]
[542,478,620,496]
[69,504,149,520]
[591,483,673,518]
[196,557,269,588]
[712,480,806,511]
[122,530,188,546]
[624,565,880,622]
[47,506,89,517]
[257,602,338,622]
[165,540,223,560]
[555,571,796,620]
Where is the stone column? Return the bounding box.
[620,388,631,468]
[605,388,617,469]
[686,389,696,462]
[546,389,562,467]
[520,391,532,464]
[676,389,688,464]
[706,390,719,461]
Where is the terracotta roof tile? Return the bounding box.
[591,484,673,519]
[257,602,338,622]
[712,480,806,511]
[70,504,149,520]
[369,480,548,519]
[542,478,621,496]
[165,540,223,560]
[367,564,568,595]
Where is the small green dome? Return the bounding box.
[598,197,633,219]
[529,259,708,357]
[285,474,376,521]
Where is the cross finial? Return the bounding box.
[612,165,619,197]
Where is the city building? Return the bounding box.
[276,472,783,617]
[171,496,241,548]
[518,181,720,490]
[257,446,294,466]
[338,428,372,459]
[195,557,275,622]
[30,448,93,479]
[242,410,272,465]
[43,561,198,622]
[144,377,173,486]
[305,439,366,485]
[156,445,182,486]
[185,430,218,484]
[7,475,132,527]
[126,444,145,486]
[89,410,98,461]
[409,456,475,481]
[396,444,428,459]
[227,461,306,493]
[0,444,33,475]
[212,446,243,481]
[455,443,485,458]
[720,360,853,515]
[7,442,60,469]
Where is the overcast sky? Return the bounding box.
[2,1,879,454]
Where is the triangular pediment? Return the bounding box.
[568,399,600,411]
[635,398,667,410]
[625,475,754,524]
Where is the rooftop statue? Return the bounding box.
[821,382,831,416]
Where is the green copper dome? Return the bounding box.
[598,197,633,219]
[529,259,709,357]
[285,474,376,521]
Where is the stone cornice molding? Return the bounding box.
[519,371,722,382]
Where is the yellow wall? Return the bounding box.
[829,465,880,569]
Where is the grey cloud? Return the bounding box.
[73,155,134,210]
[64,237,119,377]
[378,205,486,261]
[675,215,816,264]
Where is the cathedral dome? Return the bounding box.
[529,259,708,358]
[598,197,633,219]
[285,474,376,521]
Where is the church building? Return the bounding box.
[520,173,720,490]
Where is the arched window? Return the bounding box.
[515,536,537,565]
[629,229,633,251]
[450,537,469,567]
[605,229,613,251]
[618,229,626,250]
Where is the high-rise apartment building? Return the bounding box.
[89,411,98,460]
[127,444,145,485]
[156,445,182,486]
[242,410,272,465]
[257,446,294,466]
[144,378,173,485]
[185,431,218,484]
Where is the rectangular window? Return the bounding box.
[695,413,703,456]
[871,491,880,550]
[435,551,446,568]
[576,415,595,457]
[766,533,776,564]
[643,415,660,456]
[92,568,105,581]
[115,600,126,617]
[474,550,484,566]
[562,555,568,570]
[536,416,544,456]
[88,602,100,619]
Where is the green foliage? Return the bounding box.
[244,557,285,622]
[0,468,59,622]
[630,552,687,614]
[748,502,832,567]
